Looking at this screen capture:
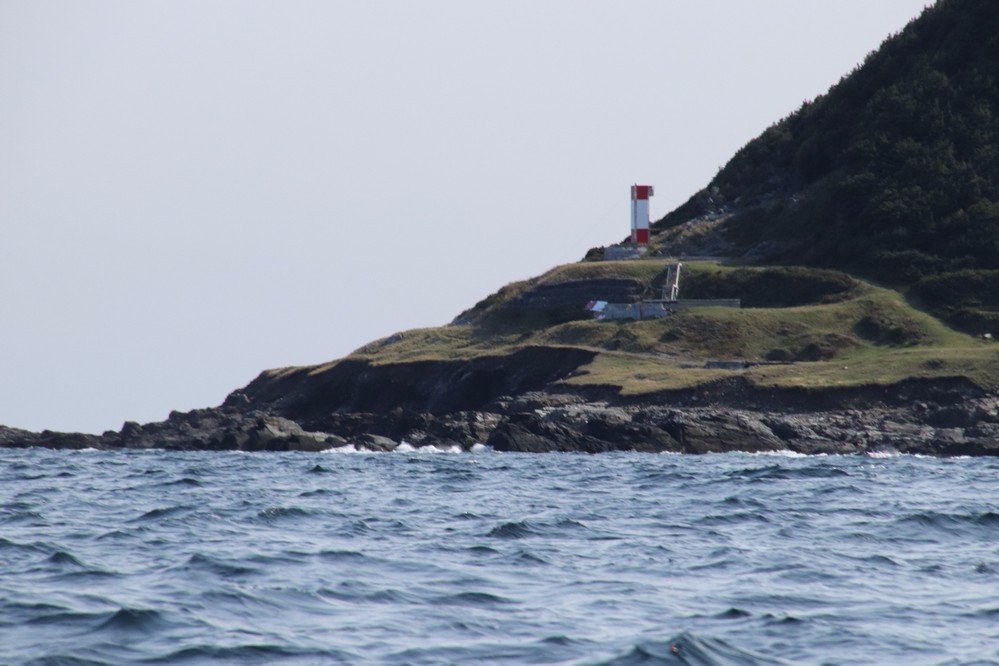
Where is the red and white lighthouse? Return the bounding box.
[630,184,654,244]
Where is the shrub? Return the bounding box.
[679,266,858,308]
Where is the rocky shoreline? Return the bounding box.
[3,377,997,457]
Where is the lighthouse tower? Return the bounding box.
[630,184,654,244]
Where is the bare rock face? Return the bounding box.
[354,434,398,452]
[487,409,681,454]
[0,426,101,450]
[640,409,784,454]
[233,347,599,424]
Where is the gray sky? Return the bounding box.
[2,1,930,434]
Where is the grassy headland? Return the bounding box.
[271,0,999,402]
[341,259,997,397]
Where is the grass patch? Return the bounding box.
[745,346,999,390]
[349,326,522,365]
[561,352,732,393]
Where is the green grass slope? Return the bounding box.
[344,260,998,396]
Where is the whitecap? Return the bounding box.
[744,450,814,458]
[398,443,463,453]
[321,445,379,454]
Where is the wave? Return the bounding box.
[147,644,355,663]
[728,464,851,481]
[23,656,113,665]
[244,551,307,567]
[596,632,785,665]
[131,505,194,523]
[319,584,420,605]
[700,511,770,526]
[462,544,500,555]
[321,444,380,454]
[486,521,539,539]
[431,591,513,607]
[316,548,368,563]
[485,518,590,540]
[95,528,147,541]
[719,495,766,509]
[0,537,50,554]
[898,510,999,533]
[322,442,469,454]
[154,477,202,487]
[338,517,413,537]
[40,549,118,580]
[45,550,86,567]
[0,507,44,524]
[297,488,333,498]
[93,607,166,634]
[761,613,806,626]
[396,442,465,453]
[27,609,111,627]
[744,450,815,458]
[843,553,902,567]
[255,506,314,524]
[494,548,550,566]
[962,606,999,618]
[174,553,259,578]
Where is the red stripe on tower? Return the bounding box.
[631,185,652,200]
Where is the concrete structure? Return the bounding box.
[604,245,645,261]
[585,261,741,321]
[589,298,741,321]
[630,184,654,244]
[591,301,672,321]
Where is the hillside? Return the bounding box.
[649,0,999,333]
[308,259,997,398]
[215,253,997,456]
[227,0,999,448]
[5,0,999,455]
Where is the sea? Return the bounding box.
[1,447,996,665]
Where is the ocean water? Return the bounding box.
[1,448,996,665]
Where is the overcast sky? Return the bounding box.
[2,1,930,434]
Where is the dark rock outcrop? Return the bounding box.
[507,278,644,310]
[234,346,598,426]
[2,354,996,457]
